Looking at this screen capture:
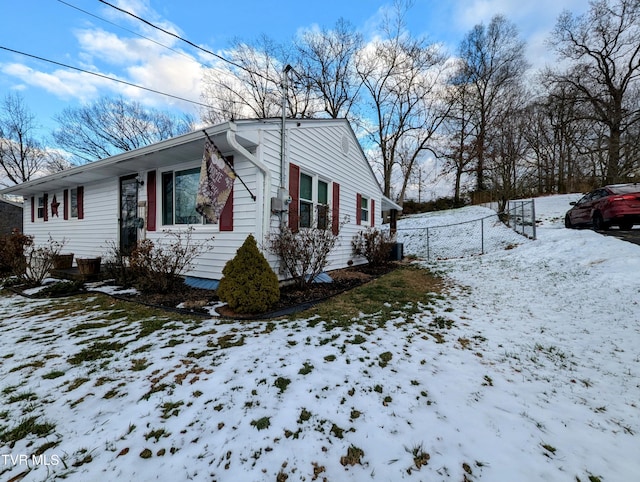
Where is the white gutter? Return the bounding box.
[226,123,272,242]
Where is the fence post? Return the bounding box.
[531,199,537,240]
[481,218,484,255]
[426,227,430,261]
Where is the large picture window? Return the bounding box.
[162,167,202,225]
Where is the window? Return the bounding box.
[298,172,331,230]
[37,197,45,219]
[162,168,203,225]
[299,173,313,228]
[317,180,328,230]
[70,188,78,218]
[360,195,369,223]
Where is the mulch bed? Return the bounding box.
[5,263,399,319]
[127,263,398,319]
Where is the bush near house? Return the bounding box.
[124,228,213,294]
[0,230,31,278]
[352,228,394,266]
[265,215,343,288]
[217,234,280,314]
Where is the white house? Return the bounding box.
[0,118,401,287]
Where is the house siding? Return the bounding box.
[22,180,119,261]
[283,122,381,271]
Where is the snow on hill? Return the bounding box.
[0,194,638,482]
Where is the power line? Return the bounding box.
[57,0,192,62]
[56,0,247,95]
[0,45,214,110]
[97,0,275,84]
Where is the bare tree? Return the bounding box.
[53,96,195,163]
[355,0,449,201]
[456,15,528,193]
[440,72,477,204]
[547,0,640,184]
[295,18,364,119]
[0,93,64,186]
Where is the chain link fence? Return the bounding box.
[395,200,536,261]
[503,200,536,239]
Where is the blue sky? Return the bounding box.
[0,0,587,136]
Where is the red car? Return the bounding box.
[565,183,640,230]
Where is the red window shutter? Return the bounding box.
[43,193,49,222]
[146,171,157,231]
[288,163,300,232]
[77,186,84,219]
[371,199,375,227]
[220,156,234,231]
[332,182,340,235]
[63,190,69,220]
[31,197,35,223]
[356,193,362,226]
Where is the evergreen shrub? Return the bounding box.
[217,234,280,314]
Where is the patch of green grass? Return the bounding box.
[8,391,37,403]
[0,416,55,443]
[340,445,364,466]
[541,443,556,456]
[130,358,150,371]
[250,417,271,431]
[298,408,312,423]
[324,354,336,362]
[9,360,45,372]
[330,423,344,439]
[144,427,170,442]
[42,370,65,380]
[378,351,393,367]
[300,266,444,326]
[298,362,314,375]
[274,377,291,393]
[68,322,111,336]
[160,401,184,419]
[138,318,179,339]
[209,334,246,349]
[68,340,125,365]
[66,377,90,391]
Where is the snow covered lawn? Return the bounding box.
[1,194,639,481]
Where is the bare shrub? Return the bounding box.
[128,228,213,294]
[22,236,66,286]
[266,216,345,288]
[352,228,394,266]
[102,240,136,287]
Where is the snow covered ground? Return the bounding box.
[1,194,639,481]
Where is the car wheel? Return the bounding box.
[592,212,609,231]
[619,221,633,231]
[564,214,573,229]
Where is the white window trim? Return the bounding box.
[160,162,218,229]
[299,170,332,229]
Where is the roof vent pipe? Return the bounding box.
[280,64,292,193]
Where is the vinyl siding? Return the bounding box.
[23,179,119,262]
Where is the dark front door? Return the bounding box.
[120,175,139,255]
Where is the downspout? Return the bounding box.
[226,124,271,242]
